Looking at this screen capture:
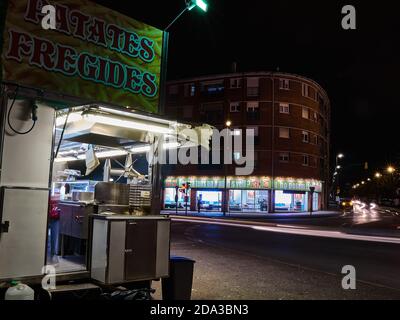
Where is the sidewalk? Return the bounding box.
[161,210,341,219]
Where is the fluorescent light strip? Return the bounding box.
[83,114,174,135]
[99,107,176,126]
[77,149,128,160]
[54,157,80,163]
[55,142,181,163]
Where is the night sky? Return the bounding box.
[96,0,400,185]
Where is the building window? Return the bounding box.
[302,83,309,97]
[247,78,259,97]
[168,85,179,95]
[279,127,290,139]
[314,135,319,145]
[279,79,290,90]
[302,107,309,119]
[184,83,196,97]
[183,106,193,119]
[246,101,259,113]
[202,81,224,95]
[302,131,309,143]
[279,103,290,114]
[230,78,242,89]
[200,102,224,123]
[230,102,241,113]
[302,155,309,166]
[279,153,290,163]
[207,84,224,94]
[313,112,318,122]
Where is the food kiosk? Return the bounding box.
[0,0,211,289]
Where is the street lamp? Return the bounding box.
[332,153,344,200]
[165,0,208,31]
[375,172,382,178]
[154,1,208,215]
[188,0,208,11]
[387,166,396,174]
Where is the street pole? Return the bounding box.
[185,184,188,216]
[223,121,231,217]
[159,0,207,215]
[309,186,315,216]
[223,130,227,217]
[175,186,179,215]
[165,6,190,32]
[335,155,339,200]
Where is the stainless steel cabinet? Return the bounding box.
[125,220,157,281]
[91,216,170,285]
[59,202,91,239]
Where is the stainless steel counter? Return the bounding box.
[92,214,169,220]
[59,200,94,206]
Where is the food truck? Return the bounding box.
[0,0,210,296]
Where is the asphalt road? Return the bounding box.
[165,209,400,299]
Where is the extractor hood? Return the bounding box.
[61,107,176,148]
[63,119,150,148]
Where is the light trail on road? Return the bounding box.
[171,216,400,245]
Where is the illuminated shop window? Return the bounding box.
[275,190,307,212]
[229,190,268,212]
[163,188,190,210]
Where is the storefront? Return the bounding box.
[198,190,223,211]
[164,187,191,210]
[229,190,268,212]
[163,176,323,213]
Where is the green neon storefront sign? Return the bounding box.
[164,176,322,192]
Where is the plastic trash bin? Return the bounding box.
[162,256,195,300]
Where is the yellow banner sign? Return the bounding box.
[1,0,165,112]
